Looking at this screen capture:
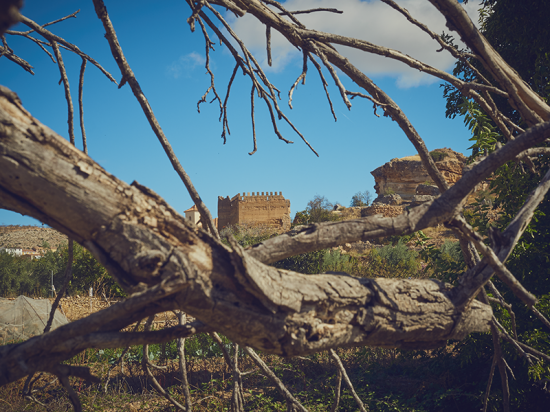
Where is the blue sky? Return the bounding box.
[0,0,479,226]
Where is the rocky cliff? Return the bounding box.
[371,148,467,200]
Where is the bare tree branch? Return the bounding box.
[92,0,219,239]
[18,14,117,84]
[0,34,34,73]
[329,349,367,412]
[244,346,308,412]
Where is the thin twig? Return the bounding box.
[196,16,222,115]
[50,40,75,145]
[249,84,257,155]
[307,52,337,121]
[244,346,308,412]
[279,8,343,16]
[142,316,187,411]
[266,25,272,66]
[330,367,342,412]
[0,35,34,73]
[308,41,351,110]
[177,311,192,411]
[329,349,367,412]
[451,215,537,307]
[486,281,518,339]
[44,239,73,333]
[221,63,238,142]
[78,58,87,154]
[8,9,80,36]
[18,14,116,84]
[482,354,497,412]
[346,90,389,118]
[288,51,307,110]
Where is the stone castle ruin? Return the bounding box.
[218,192,291,231]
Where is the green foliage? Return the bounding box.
[292,210,310,226]
[416,234,466,285]
[459,98,501,158]
[306,194,339,223]
[429,150,448,162]
[321,250,359,274]
[0,243,123,297]
[375,239,419,273]
[350,190,372,207]
[273,249,326,275]
[219,223,278,248]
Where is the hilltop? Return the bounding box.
[0,226,68,250]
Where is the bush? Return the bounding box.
[376,239,419,271]
[429,151,448,162]
[220,223,278,248]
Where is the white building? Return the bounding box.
[183,205,218,230]
[0,247,23,257]
[184,205,201,226]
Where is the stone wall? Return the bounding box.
[360,203,404,218]
[218,192,291,231]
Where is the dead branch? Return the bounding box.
[307,52,337,121]
[142,316,187,411]
[196,16,223,115]
[0,35,34,74]
[278,8,343,16]
[230,343,245,412]
[265,25,271,66]
[288,51,307,110]
[428,0,550,125]
[329,349,367,412]
[50,40,75,144]
[8,9,80,36]
[220,63,239,143]
[451,216,537,307]
[244,346,308,412]
[197,1,320,155]
[452,164,550,308]
[92,0,219,240]
[44,239,74,333]
[18,14,116,84]
[249,84,257,155]
[177,312,192,411]
[307,41,351,110]
[78,58,87,154]
[330,366,342,412]
[482,354,497,412]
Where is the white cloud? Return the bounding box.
[227,0,481,88]
[167,52,206,79]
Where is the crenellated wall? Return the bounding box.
[218,192,291,230]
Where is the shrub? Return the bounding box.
[376,239,419,271]
[220,223,278,248]
[429,151,448,162]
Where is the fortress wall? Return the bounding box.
[218,192,291,230]
[218,196,239,229]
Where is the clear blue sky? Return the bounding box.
[0,0,478,226]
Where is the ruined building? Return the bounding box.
[218,192,291,231]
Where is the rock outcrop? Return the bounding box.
[371,148,467,201]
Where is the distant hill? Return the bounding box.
[0,226,68,250]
